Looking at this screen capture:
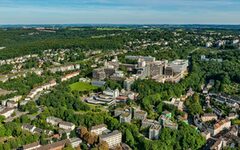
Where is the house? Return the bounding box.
[69,137,82,148]
[90,124,109,135]
[59,121,75,131]
[99,130,122,148]
[46,116,63,126]
[22,142,41,150]
[0,108,15,118]
[201,113,218,122]
[149,124,161,140]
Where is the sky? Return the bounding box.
[0,0,240,24]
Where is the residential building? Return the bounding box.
[22,124,36,133]
[142,119,160,128]
[0,108,15,118]
[119,112,132,123]
[22,142,41,150]
[208,119,231,136]
[123,77,135,91]
[201,131,211,140]
[133,109,147,120]
[114,107,127,117]
[227,113,238,120]
[36,139,70,150]
[99,130,122,148]
[92,68,106,80]
[149,124,161,140]
[69,138,82,148]
[46,116,63,126]
[201,113,218,122]
[59,121,75,131]
[90,124,108,135]
[210,138,223,150]
[61,71,80,82]
[6,101,18,108]
[163,98,184,111]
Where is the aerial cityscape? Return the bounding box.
[0,0,240,150]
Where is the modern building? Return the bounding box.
[149,124,161,140]
[119,112,132,123]
[99,130,122,148]
[133,109,147,120]
[90,124,109,135]
[123,77,135,91]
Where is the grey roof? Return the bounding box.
[59,121,75,127]
[91,124,107,130]
[100,130,121,139]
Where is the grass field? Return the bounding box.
[69,82,98,92]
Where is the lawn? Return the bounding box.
[69,82,98,92]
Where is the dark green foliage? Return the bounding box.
[0,64,13,74]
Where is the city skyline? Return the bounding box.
[1,0,240,24]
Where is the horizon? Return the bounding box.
[1,0,240,24]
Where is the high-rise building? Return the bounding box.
[149,124,161,140]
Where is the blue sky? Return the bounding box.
[0,0,240,24]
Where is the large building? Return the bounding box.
[119,112,132,123]
[99,130,122,148]
[0,108,15,118]
[90,124,109,135]
[133,109,147,120]
[59,121,75,131]
[123,77,135,91]
[85,88,119,105]
[208,119,231,136]
[149,124,161,140]
[201,113,218,122]
[92,68,106,80]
